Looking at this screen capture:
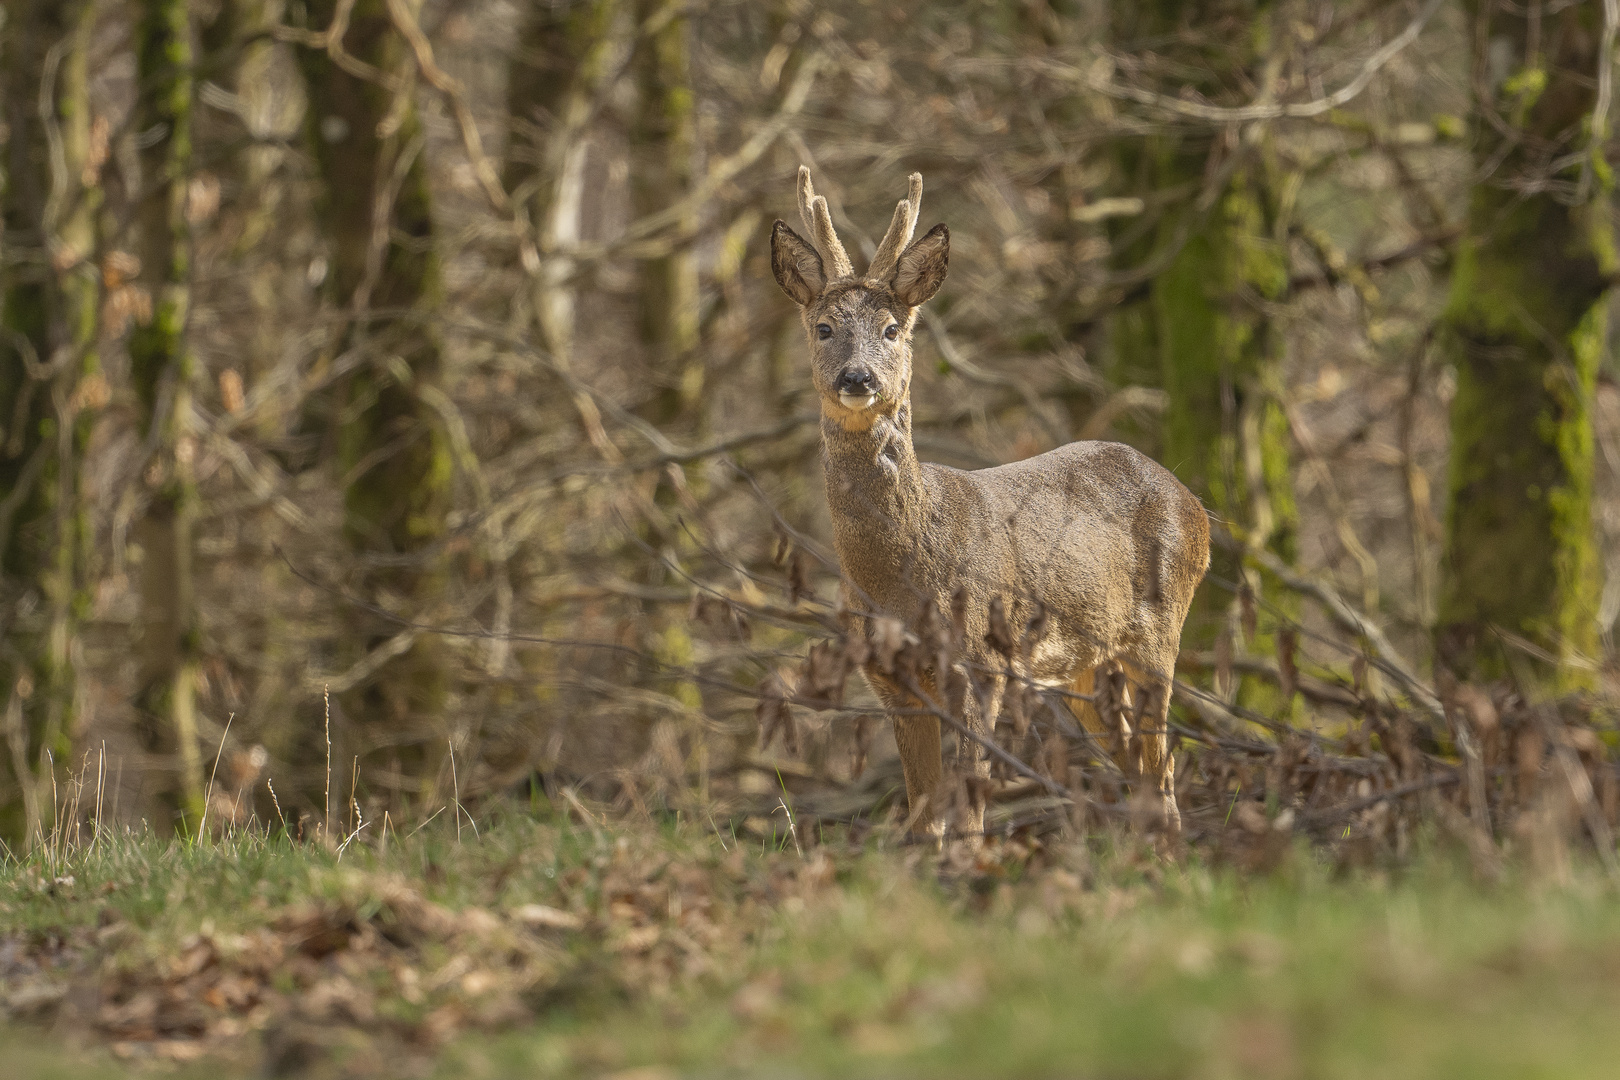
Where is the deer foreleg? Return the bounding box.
[893,709,944,837]
[871,676,945,838]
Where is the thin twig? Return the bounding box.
[1300,772,1459,826]
[1580,0,1620,202]
[1075,0,1445,124]
[382,0,509,213]
[1217,530,1445,722]
[1554,740,1620,887]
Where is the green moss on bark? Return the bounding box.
[1153,172,1290,532]
[129,0,204,823]
[299,0,449,555]
[1438,4,1612,690]
[1,0,105,845]
[632,0,700,424]
[1103,1,1295,711]
[1113,151,1297,673]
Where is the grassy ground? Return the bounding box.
[3,811,1619,1078]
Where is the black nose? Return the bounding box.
[837,367,876,395]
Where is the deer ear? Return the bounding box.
[890,223,948,308]
[771,220,825,306]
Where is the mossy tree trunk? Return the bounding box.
[1437,3,1613,689]
[506,0,622,367]
[296,0,451,808]
[1141,162,1295,560]
[200,0,284,368]
[628,1,706,795]
[0,0,102,845]
[499,1,624,715]
[1115,151,1297,705]
[128,0,204,821]
[1106,4,1297,694]
[631,0,700,425]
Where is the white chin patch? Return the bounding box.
[839,392,878,410]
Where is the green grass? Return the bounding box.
[4,813,1620,1078]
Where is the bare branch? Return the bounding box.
[1073,0,1445,125]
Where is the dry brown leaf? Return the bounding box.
[1232,801,1269,835]
[870,617,907,674]
[511,904,584,931]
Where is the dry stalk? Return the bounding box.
[196,712,235,842]
[323,685,332,843]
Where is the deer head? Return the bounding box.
[770,168,949,431]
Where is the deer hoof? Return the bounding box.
[1161,793,1182,836]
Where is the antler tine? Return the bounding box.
[867,172,923,281]
[796,166,853,279]
[795,165,818,235]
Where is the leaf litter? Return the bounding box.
[0,820,860,1076]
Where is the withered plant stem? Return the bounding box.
[266,777,288,836]
[323,685,332,843]
[197,712,235,843]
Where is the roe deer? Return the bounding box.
[770,168,1209,837]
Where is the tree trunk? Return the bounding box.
[0,0,102,845]
[1437,3,1613,689]
[202,0,286,373]
[296,0,451,807]
[1106,5,1297,697]
[631,0,700,425]
[128,0,203,821]
[506,0,622,366]
[1137,161,1294,557]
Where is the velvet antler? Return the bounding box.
[867,172,923,282]
[796,166,854,280]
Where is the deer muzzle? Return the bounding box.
[836,366,878,409]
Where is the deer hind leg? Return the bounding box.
[1067,663,1136,776]
[1121,657,1180,835]
[1068,661,1180,832]
[946,665,1001,842]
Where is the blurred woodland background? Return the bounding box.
[4,0,1620,856]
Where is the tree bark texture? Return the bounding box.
[1106,3,1297,688]
[631,0,700,424]
[1437,2,1614,689]
[506,0,623,365]
[0,0,103,844]
[128,0,204,821]
[297,0,451,798]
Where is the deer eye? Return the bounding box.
[884,323,899,341]
[817,323,833,340]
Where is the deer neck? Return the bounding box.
[820,398,928,598]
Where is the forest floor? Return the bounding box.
[2,810,1620,1079]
